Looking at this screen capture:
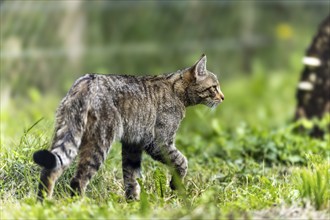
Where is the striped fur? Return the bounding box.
[33,54,224,201]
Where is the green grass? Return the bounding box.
[1,71,329,219]
[293,155,330,210]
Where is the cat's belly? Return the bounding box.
[119,108,157,146]
[120,121,156,146]
[118,110,182,146]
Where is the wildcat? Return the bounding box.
[33,54,225,201]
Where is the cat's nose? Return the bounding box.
[219,91,225,101]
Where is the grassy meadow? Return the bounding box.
[1,68,329,219]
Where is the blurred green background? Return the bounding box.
[1,0,329,143]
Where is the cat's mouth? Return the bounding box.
[206,99,223,108]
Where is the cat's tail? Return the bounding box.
[33,105,87,170]
[33,74,93,170]
[33,149,59,169]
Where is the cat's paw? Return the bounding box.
[125,184,140,201]
[170,178,184,191]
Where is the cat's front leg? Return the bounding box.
[167,146,188,190]
[122,144,143,201]
[144,141,188,190]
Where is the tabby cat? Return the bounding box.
[33,54,225,201]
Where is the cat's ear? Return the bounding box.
[192,54,207,81]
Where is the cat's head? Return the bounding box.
[184,54,224,108]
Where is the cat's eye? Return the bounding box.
[199,85,218,94]
[210,85,218,92]
[207,86,217,97]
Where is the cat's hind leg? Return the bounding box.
[37,167,64,201]
[69,115,116,196]
[69,136,111,196]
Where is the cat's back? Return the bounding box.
[93,74,176,105]
[65,73,182,109]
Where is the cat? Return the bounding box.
[33,54,225,201]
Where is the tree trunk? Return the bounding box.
[294,15,330,137]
